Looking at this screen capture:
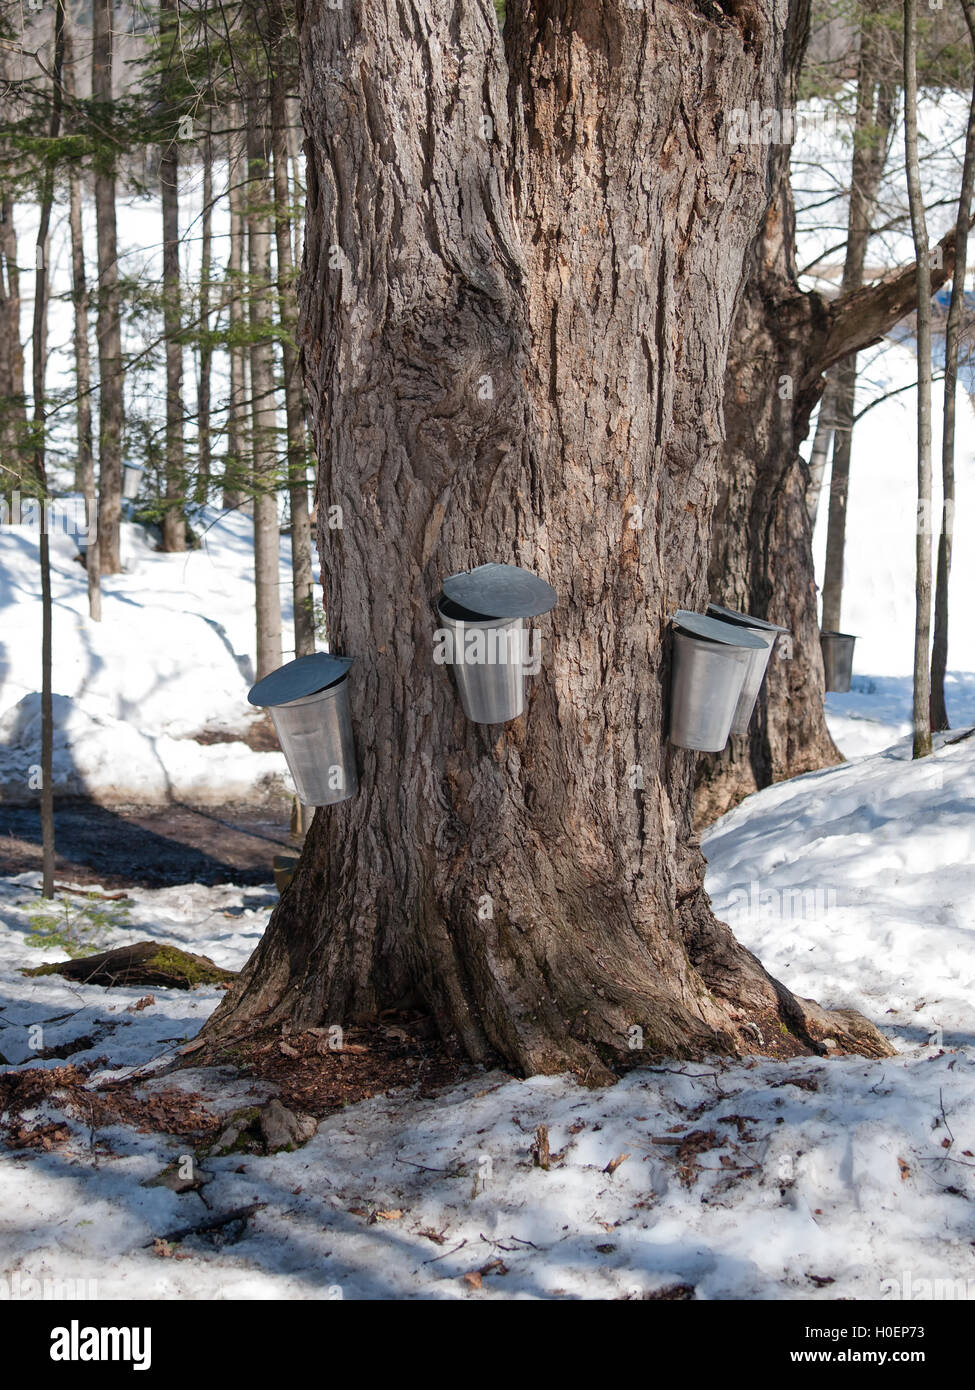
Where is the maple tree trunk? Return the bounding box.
[202,0,893,1078]
[696,2,939,824]
[698,2,840,825]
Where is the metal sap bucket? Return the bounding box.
[820,631,857,693]
[248,652,358,806]
[669,610,770,752]
[437,563,557,725]
[707,602,790,736]
[122,462,143,500]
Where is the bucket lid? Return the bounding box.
[248,652,354,707]
[672,610,769,649]
[707,602,789,634]
[442,563,557,618]
[820,630,858,640]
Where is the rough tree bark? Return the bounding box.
[92,0,125,574]
[696,2,959,825]
[201,0,893,1078]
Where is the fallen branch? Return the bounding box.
[144,1204,263,1248]
[23,942,237,991]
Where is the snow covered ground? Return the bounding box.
[0,735,973,1300]
[0,507,294,805]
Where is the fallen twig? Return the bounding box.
[143,1203,263,1248]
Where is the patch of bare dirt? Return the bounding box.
[0,802,294,889]
[197,1012,488,1120]
[190,713,279,752]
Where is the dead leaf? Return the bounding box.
[372,1209,404,1222]
[462,1271,483,1290]
[898,1156,911,1180]
[418,1228,446,1245]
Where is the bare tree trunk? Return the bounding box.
[32,0,67,899]
[271,40,315,658]
[931,0,975,731]
[820,355,855,633]
[68,166,102,620]
[0,25,27,476]
[247,96,283,679]
[160,140,186,550]
[904,0,933,760]
[287,100,302,271]
[0,196,28,477]
[64,27,101,619]
[92,0,124,574]
[201,0,892,1077]
[821,30,896,634]
[805,375,835,529]
[224,112,247,511]
[194,112,214,505]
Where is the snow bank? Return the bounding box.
[0,508,297,805]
